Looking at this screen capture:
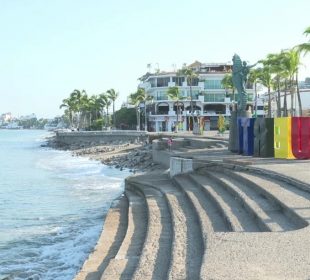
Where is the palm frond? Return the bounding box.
[303,26,310,37]
[297,43,310,55]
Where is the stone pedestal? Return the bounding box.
[229,111,239,152]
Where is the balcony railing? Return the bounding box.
[204,94,226,102]
[149,110,229,117]
[155,95,168,101]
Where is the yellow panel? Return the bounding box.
[274,117,295,159]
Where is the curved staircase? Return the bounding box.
[75,164,310,280]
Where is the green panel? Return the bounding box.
[254,118,274,157]
[253,118,261,157]
[264,118,275,157]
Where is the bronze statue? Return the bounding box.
[229,54,257,152]
[232,54,256,116]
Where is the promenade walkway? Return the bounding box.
[75,135,310,279]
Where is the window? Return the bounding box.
[172,76,198,86]
[180,90,187,98]
[192,90,200,100]
[204,80,223,89]
[149,78,156,88]
[172,76,185,86]
[204,93,225,102]
[157,77,170,87]
[189,78,199,86]
[156,90,168,100]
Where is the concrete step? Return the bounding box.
[205,169,286,232]
[101,190,147,280]
[130,184,172,280]
[173,174,224,279]
[188,138,228,149]
[173,174,230,233]
[159,182,203,280]
[190,173,262,232]
[129,177,204,280]
[228,169,310,229]
[74,195,128,280]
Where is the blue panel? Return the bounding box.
[242,118,255,156]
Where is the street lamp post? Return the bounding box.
[137,107,140,131]
[144,101,147,131]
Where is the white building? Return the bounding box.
[138,61,255,132]
[260,88,310,117]
[0,112,13,123]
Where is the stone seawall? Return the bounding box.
[55,130,148,147]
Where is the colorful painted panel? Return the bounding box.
[274,117,295,159]
[253,118,274,157]
[291,117,310,159]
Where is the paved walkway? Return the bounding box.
[183,147,310,186]
[148,130,229,140]
[75,137,310,279]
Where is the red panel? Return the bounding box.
[292,117,310,159]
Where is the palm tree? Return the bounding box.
[262,53,284,117]
[129,92,142,130]
[71,89,86,129]
[297,26,310,55]
[80,93,91,129]
[293,26,310,116]
[221,73,235,100]
[98,93,108,129]
[274,52,291,117]
[167,86,184,132]
[134,88,152,131]
[280,49,302,116]
[290,49,302,116]
[106,97,112,128]
[59,89,86,128]
[295,60,302,116]
[177,67,198,131]
[248,68,261,116]
[256,62,273,117]
[89,95,102,125]
[59,97,75,127]
[107,89,119,128]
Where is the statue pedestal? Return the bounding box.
[229,111,238,152]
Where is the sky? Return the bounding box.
[1,0,310,118]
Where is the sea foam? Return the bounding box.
[0,130,129,279]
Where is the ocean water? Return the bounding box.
[0,130,129,280]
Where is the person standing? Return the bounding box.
[167,136,173,152]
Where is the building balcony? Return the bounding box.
[203,111,228,116]
[154,96,168,101]
[139,82,151,90]
[148,110,230,119]
[204,95,226,102]
[168,81,176,87]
